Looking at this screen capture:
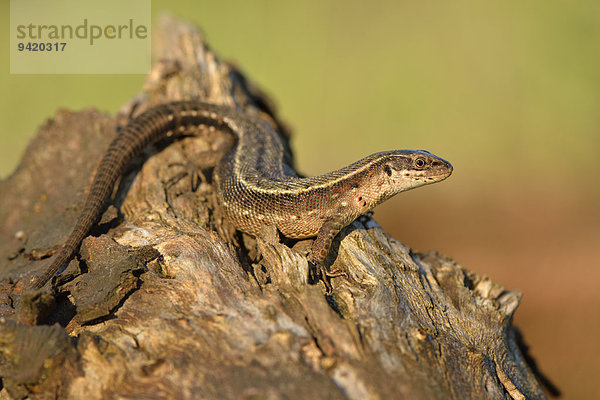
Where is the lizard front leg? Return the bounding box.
[307,215,349,292]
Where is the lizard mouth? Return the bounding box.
[432,162,453,180]
[426,171,452,181]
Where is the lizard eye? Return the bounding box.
[414,157,426,169]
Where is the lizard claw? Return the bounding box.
[314,263,346,294]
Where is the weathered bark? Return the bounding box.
[0,16,548,400]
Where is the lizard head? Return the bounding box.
[378,149,453,195]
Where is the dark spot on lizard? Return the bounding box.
[358,196,367,207]
[384,164,393,177]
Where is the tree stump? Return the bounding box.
[0,16,549,400]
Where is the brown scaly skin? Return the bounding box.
[29,101,452,290]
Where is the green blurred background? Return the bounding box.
[1,1,599,398]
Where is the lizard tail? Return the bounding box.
[29,104,179,289]
[29,151,123,289]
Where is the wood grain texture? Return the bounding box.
[0,15,548,400]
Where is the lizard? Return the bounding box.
[29,100,453,290]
